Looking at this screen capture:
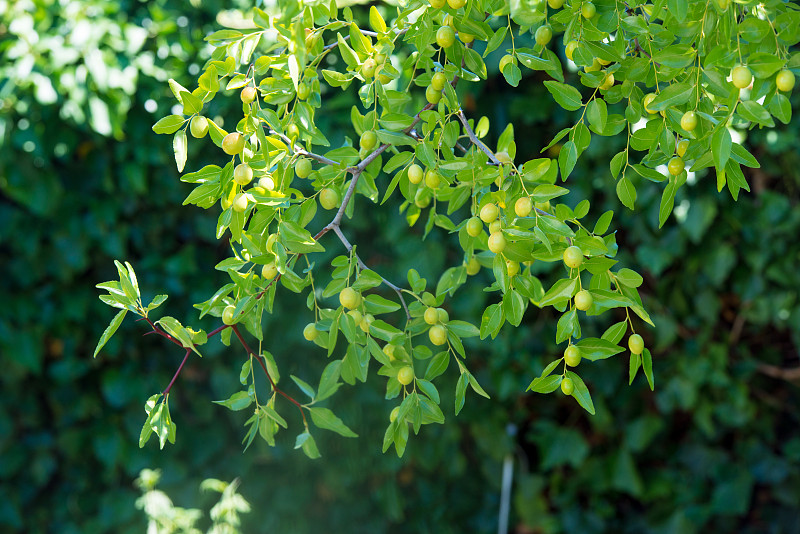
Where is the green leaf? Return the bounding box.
[629,352,641,385]
[173,129,187,173]
[658,178,678,228]
[575,337,625,361]
[179,91,203,115]
[309,407,358,438]
[527,358,563,391]
[540,278,577,307]
[425,351,449,380]
[647,83,694,111]
[544,81,583,111]
[558,141,578,180]
[738,100,774,127]
[212,391,252,411]
[479,303,504,340]
[447,320,479,338]
[531,184,569,202]
[642,348,655,391]
[711,126,731,173]
[93,309,127,358]
[614,268,643,288]
[291,375,316,400]
[566,371,595,415]
[616,176,636,210]
[602,321,628,345]
[530,375,561,394]
[295,431,321,459]
[316,360,341,402]
[152,115,186,134]
[156,316,202,356]
[364,295,401,315]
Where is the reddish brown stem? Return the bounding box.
[231,325,308,427]
[163,348,191,395]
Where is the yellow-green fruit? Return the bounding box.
[561,376,575,395]
[259,175,275,190]
[599,73,615,90]
[233,193,248,212]
[429,0,446,7]
[360,130,377,151]
[563,245,583,269]
[234,163,253,186]
[489,220,502,234]
[506,260,520,277]
[303,323,319,341]
[668,157,685,176]
[295,158,312,179]
[431,72,447,91]
[515,197,533,217]
[447,0,466,8]
[397,366,415,386]
[222,132,245,155]
[776,69,795,92]
[584,58,601,72]
[499,54,516,72]
[548,0,565,8]
[261,262,278,279]
[287,124,300,138]
[677,139,689,158]
[347,309,363,325]
[480,203,499,224]
[190,116,209,138]
[390,406,400,422]
[415,189,431,208]
[360,314,374,333]
[436,26,456,48]
[564,345,582,367]
[565,40,578,61]
[574,289,593,311]
[429,324,448,346]
[222,305,236,325]
[361,58,377,79]
[424,307,439,325]
[408,163,423,184]
[319,188,339,210]
[466,216,483,237]
[459,32,474,44]
[383,344,396,360]
[681,111,698,132]
[581,1,596,18]
[296,82,310,100]
[731,65,752,89]
[339,287,361,310]
[425,85,442,105]
[535,25,553,46]
[495,151,513,164]
[629,334,644,354]
[488,231,506,254]
[266,233,277,253]
[466,256,481,275]
[643,93,657,114]
[241,86,257,104]
[425,169,441,189]
[437,308,449,323]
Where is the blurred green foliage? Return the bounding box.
[2,1,799,533]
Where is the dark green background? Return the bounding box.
[2,1,799,532]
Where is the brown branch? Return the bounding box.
[231,326,308,427]
[456,109,501,165]
[756,363,800,382]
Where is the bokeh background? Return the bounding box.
[2,0,799,532]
